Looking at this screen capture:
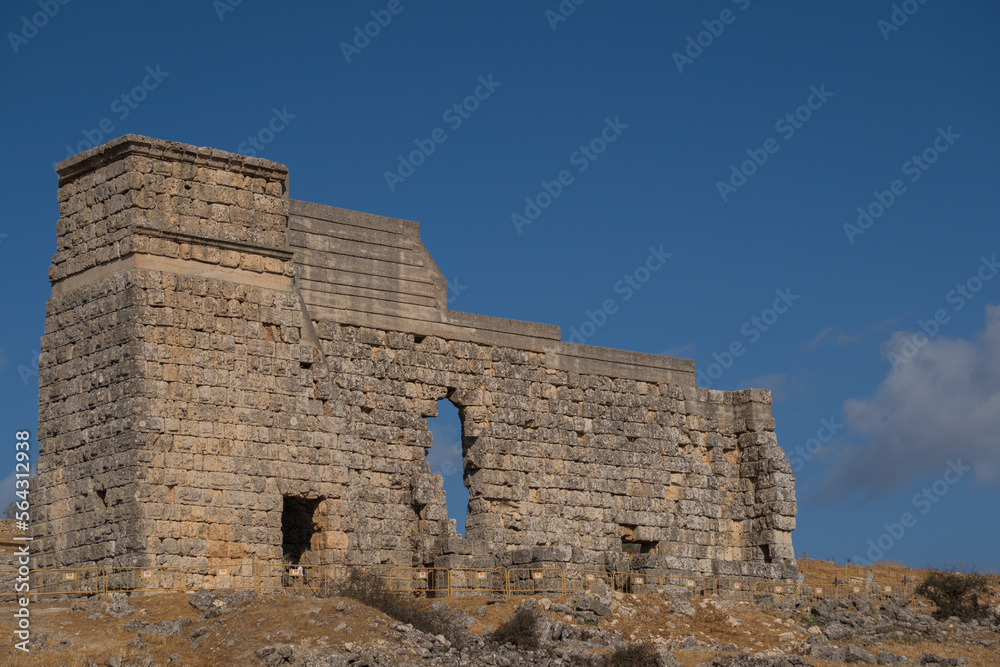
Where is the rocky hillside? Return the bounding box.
[1,563,998,667]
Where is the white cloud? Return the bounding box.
[800,320,898,351]
[817,305,1000,500]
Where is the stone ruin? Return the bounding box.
[33,135,798,582]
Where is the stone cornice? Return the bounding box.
[55,134,289,188]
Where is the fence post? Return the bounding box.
[447,568,452,598]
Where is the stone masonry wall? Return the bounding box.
[35,136,797,581]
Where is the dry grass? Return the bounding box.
[0,585,996,667]
[0,591,400,667]
[1,556,997,665]
[612,594,809,654]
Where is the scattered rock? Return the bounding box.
[104,593,136,618]
[876,650,906,665]
[256,645,294,666]
[809,644,846,662]
[188,589,217,613]
[655,647,683,667]
[823,621,852,640]
[844,644,878,664]
[576,593,612,619]
[668,596,696,618]
[590,583,614,608]
[143,618,184,636]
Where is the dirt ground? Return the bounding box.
[0,558,997,666]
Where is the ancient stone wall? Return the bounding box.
[35,136,798,581]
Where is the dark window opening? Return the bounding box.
[620,524,658,557]
[414,335,426,344]
[760,544,772,563]
[621,539,658,556]
[95,489,107,507]
[282,497,319,564]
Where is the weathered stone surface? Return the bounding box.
[822,620,852,640]
[34,135,798,580]
[188,589,217,613]
[104,593,136,618]
[844,645,878,664]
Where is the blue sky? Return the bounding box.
[1,0,998,572]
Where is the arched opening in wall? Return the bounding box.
[426,398,469,537]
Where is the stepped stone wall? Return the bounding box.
[34,135,798,581]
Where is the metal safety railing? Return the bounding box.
[106,566,183,595]
[2,562,998,605]
[715,577,755,601]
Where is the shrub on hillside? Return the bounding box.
[489,606,541,650]
[333,568,458,642]
[605,642,658,667]
[916,568,991,621]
